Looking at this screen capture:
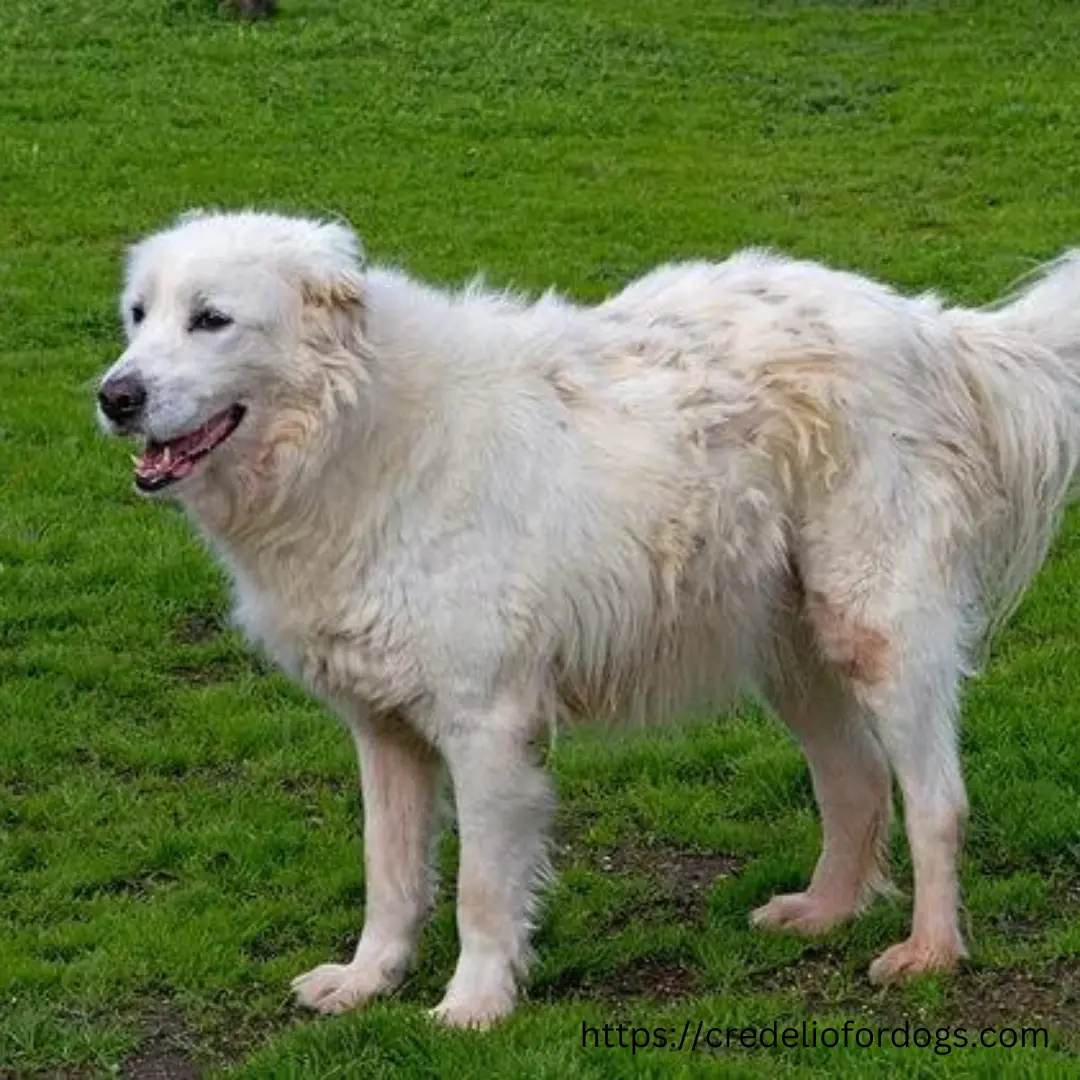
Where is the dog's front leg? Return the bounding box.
[431,712,554,1028]
[292,712,441,1014]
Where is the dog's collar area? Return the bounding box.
[134,404,246,492]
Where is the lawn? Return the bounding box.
[3,0,1080,1075]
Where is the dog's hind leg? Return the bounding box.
[857,653,969,983]
[753,653,893,935]
[804,583,970,982]
[292,711,442,1014]
[430,697,554,1028]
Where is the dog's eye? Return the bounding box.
[131,303,145,325]
[190,310,233,332]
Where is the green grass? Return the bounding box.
[3,0,1080,1075]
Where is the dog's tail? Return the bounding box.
[956,255,1080,647]
[994,251,1080,365]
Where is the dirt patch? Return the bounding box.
[277,774,346,796]
[121,1009,200,1080]
[125,1051,200,1080]
[540,834,736,1004]
[1,776,36,796]
[756,954,1080,1033]
[754,952,852,1005]
[948,962,1080,1030]
[985,914,1046,940]
[168,656,249,686]
[241,914,317,962]
[541,957,700,1005]
[561,835,742,921]
[171,611,225,646]
[72,871,179,901]
[606,844,742,920]
[598,958,700,1003]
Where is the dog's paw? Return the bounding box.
[868,935,967,985]
[428,956,517,1029]
[750,891,853,935]
[428,990,515,1030]
[291,961,393,1014]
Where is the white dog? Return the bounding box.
[97,210,1080,1027]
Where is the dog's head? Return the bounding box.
[97,210,366,499]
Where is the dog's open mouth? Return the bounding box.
[134,404,246,492]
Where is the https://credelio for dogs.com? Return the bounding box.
[580,1018,1051,1056]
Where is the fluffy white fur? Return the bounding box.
[98,211,1080,1027]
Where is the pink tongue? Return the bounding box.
[136,411,232,478]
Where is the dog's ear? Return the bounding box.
[300,221,365,305]
[297,220,367,350]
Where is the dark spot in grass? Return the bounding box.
[336,882,365,908]
[1,774,35,795]
[561,834,742,922]
[11,842,46,871]
[126,1052,200,1080]
[71,745,96,766]
[756,954,1080,1035]
[797,81,897,117]
[242,915,315,961]
[171,611,225,646]
[39,942,88,964]
[986,913,1045,939]
[542,957,699,1004]
[600,958,699,1002]
[224,0,278,19]
[168,656,249,685]
[1,776,36,797]
[277,774,346,796]
[948,963,1080,1031]
[207,851,233,871]
[121,1007,199,1080]
[73,870,179,901]
[753,951,850,1004]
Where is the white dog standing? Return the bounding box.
[97,211,1080,1027]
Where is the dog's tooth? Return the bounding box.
[162,446,172,465]
[131,454,141,467]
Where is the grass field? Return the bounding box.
[4,0,1080,1075]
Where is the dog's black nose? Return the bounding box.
[98,375,147,425]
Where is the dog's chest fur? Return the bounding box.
[226,554,428,718]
